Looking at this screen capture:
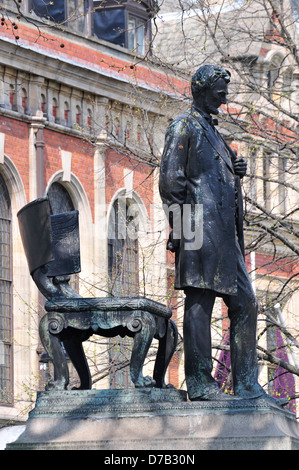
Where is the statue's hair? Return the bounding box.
[191,64,231,98]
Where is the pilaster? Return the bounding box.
[93,107,109,292]
[28,111,46,201]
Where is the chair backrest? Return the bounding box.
[17,197,54,275]
[18,196,81,277]
[48,210,81,277]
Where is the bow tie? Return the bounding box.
[205,115,218,127]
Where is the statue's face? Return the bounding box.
[200,78,228,115]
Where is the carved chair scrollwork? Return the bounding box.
[17,197,178,391]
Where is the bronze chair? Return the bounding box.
[17,197,178,391]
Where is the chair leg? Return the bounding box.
[153,319,178,388]
[62,329,92,390]
[39,313,69,391]
[129,312,156,388]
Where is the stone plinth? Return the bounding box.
[6,388,299,450]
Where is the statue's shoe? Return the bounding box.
[191,389,241,401]
[255,393,289,407]
[191,389,289,406]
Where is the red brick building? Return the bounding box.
[0,0,189,422]
[0,0,298,424]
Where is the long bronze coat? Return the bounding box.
[159,106,244,296]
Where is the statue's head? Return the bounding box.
[191,64,231,115]
[191,64,231,98]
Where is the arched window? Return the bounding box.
[43,181,79,387]
[47,181,78,291]
[113,117,120,139]
[52,98,58,123]
[64,101,70,127]
[87,108,93,133]
[137,124,142,146]
[21,88,27,114]
[75,105,82,127]
[124,121,131,144]
[108,197,139,297]
[267,55,283,98]
[107,196,139,389]
[9,84,16,111]
[267,66,279,89]
[47,181,75,214]
[283,69,293,92]
[0,174,12,403]
[41,93,47,117]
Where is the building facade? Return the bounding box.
[0,0,298,425]
[0,0,189,423]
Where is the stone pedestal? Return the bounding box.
[6,388,299,450]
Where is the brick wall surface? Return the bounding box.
[0,116,30,199]
[0,18,188,96]
[43,128,95,216]
[105,148,154,210]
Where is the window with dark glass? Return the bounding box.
[93,0,153,54]
[41,94,47,117]
[29,0,154,53]
[0,174,13,405]
[47,181,75,214]
[108,197,139,388]
[29,0,85,32]
[93,7,126,47]
[128,15,145,55]
[30,0,66,23]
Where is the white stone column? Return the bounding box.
[93,128,109,294]
[152,165,168,299]
[28,111,46,201]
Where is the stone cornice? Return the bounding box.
[0,37,170,114]
[0,9,187,115]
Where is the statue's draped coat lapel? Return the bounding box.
[159,107,244,295]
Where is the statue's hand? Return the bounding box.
[233,158,247,178]
[167,230,180,252]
